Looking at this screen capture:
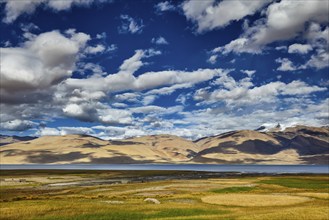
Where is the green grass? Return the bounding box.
[258,178,329,189]
[38,208,227,220]
[1,171,329,220]
[211,186,254,194]
[40,211,145,220]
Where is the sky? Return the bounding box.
[0,0,328,140]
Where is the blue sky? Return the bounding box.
[0,0,328,140]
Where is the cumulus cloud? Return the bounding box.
[182,0,270,33]
[63,103,98,122]
[37,126,95,136]
[85,44,106,54]
[288,43,313,54]
[276,58,297,71]
[38,127,61,136]
[212,0,329,54]
[240,70,256,77]
[0,119,37,131]
[59,126,94,135]
[179,98,329,139]
[155,1,176,13]
[2,0,110,23]
[303,49,329,70]
[118,15,144,34]
[66,49,224,93]
[207,55,217,64]
[146,83,192,96]
[0,29,134,130]
[0,30,90,93]
[275,46,287,51]
[194,71,326,107]
[62,102,132,125]
[151,36,169,45]
[36,94,329,140]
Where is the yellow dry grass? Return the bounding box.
[294,192,329,200]
[201,194,311,206]
[238,206,329,220]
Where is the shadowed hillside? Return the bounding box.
[0,125,328,164]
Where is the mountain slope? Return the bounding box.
[0,125,328,164]
[193,126,329,164]
[0,135,36,146]
[0,134,198,164]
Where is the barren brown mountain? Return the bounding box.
[1,125,328,164]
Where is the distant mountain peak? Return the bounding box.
[255,123,280,132]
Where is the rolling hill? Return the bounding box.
[0,125,328,164]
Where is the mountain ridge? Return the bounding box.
[1,125,328,165]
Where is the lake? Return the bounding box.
[0,164,328,174]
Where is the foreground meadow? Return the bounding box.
[0,170,328,220]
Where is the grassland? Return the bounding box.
[0,170,328,220]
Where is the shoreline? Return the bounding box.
[1,164,328,174]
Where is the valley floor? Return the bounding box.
[0,170,328,220]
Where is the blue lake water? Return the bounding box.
[1,164,328,174]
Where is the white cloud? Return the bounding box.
[115,93,140,102]
[288,43,312,54]
[111,103,128,108]
[85,44,106,54]
[0,30,90,93]
[133,68,224,91]
[118,49,146,74]
[195,71,326,107]
[98,108,132,125]
[175,94,189,106]
[303,49,329,70]
[182,0,270,33]
[305,23,329,48]
[213,37,259,54]
[301,23,329,70]
[62,102,132,125]
[276,58,297,71]
[275,46,287,51]
[207,55,217,64]
[142,95,157,105]
[151,36,169,45]
[241,70,256,77]
[2,0,109,23]
[0,31,90,103]
[275,25,328,71]
[20,22,39,32]
[66,49,225,94]
[96,32,107,39]
[38,127,61,136]
[130,106,165,114]
[0,119,37,131]
[155,1,176,13]
[63,103,98,122]
[179,98,329,139]
[280,80,327,95]
[57,127,94,136]
[119,15,144,34]
[146,83,191,96]
[212,0,329,54]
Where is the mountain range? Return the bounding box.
[0,125,328,165]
